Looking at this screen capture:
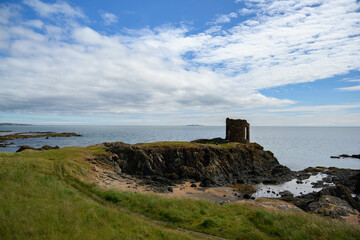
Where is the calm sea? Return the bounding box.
[0,125,359,170]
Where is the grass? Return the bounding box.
[0,146,359,239]
[134,141,202,148]
[95,189,360,239]
[0,147,198,239]
[134,141,240,149]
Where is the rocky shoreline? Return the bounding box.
[278,167,360,221]
[0,131,81,147]
[85,140,358,224]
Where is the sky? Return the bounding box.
[0,0,359,126]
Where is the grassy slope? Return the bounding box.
[0,146,359,240]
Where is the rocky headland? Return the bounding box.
[97,139,294,190]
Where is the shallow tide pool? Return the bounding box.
[252,173,334,198]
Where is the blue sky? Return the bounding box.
[0,0,359,126]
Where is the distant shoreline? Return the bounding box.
[0,123,33,126]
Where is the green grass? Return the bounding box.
[0,146,359,239]
[0,147,199,239]
[134,141,201,148]
[135,141,240,149]
[95,189,360,240]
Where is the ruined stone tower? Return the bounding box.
[225,118,250,143]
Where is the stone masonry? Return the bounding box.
[225,118,250,143]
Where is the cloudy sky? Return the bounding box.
[0,0,359,125]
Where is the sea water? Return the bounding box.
[0,125,359,170]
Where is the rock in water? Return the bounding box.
[105,142,293,187]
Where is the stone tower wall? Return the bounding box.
[225,118,250,143]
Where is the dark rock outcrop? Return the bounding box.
[281,184,360,220]
[331,154,360,159]
[319,184,360,211]
[280,190,294,198]
[280,167,360,220]
[308,195,357,219]
[105,141,293,187]
[297,167,360,194]
[16,145,60,152]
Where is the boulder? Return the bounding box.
[16,145,35,152]
[280,190,294,198]
[319,184,360,211]
[41,145,59,150]
[308,195,356,219]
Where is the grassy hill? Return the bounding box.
[0,146,359,239]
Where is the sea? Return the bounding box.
[0,125,359,171]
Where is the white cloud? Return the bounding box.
[194,0,360,90]
[0,18,291,116]
[24,19,44,28]
[338,80,360,91]
[23,0,84,18]
[0,3,20,24]
[238,8,256,15]
[339,85,360,91]
[212,12,238,25]
[267,104,360,113]
[0,0,359,125]
[100,12,118,25]
[205,26,223,34]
